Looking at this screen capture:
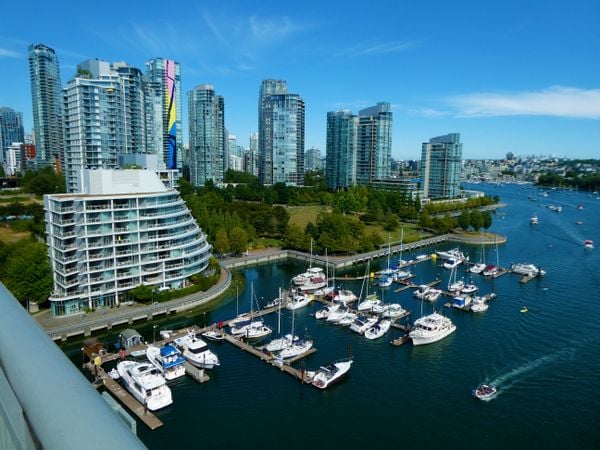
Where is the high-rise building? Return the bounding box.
[0,107,24,164]
[63,59,125,192]
[145,59,183,171]
[356,102,392,185]
[188,84,225,186]
[258,79,305,186]
[420,133,463,199]
[28,44,64,171]
[304,147,322,172]
[44,169,211,316]
[112,62,146,154]
[326,110,358,190]
[247,132,259,177]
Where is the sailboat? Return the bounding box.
[469,238,486,274]
[230,283,272,340]
[265,288,299,352]
[357,260,382,312]
[391,228,411,279]
[275,308,314,360]
[292,238,327,291]
[314,249,334,297]
[377,236,396,287]
[483,237,500,276]
[448,264,464,293]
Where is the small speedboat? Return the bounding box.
[584,240,594,249]
[473,384,497,400]
[520,306,528,313]
[201,330,225,342]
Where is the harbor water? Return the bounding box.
[63,183,600,449]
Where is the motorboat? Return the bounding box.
[576,221,584,225]
[449,279,465,292]
[381,303,407,319]
[285,292,312,310]
[315,303,340,320]
[364,319,391,340]
[292,267,327,291]
[413,285,431,299]
[483,265,498,277]
[530,214,539,225]
[146,344,186,380]
[264,333,299,352]
[314,286,335,297]
[230,319,272,340]
[547,204,562,212]
[173,333,220,369]
[584,240,594,249]
[470,301,489,313]
[326,307,350,323]
[357,294,381,312]
[409,312,456,345]
[424,288,442,302]
[116,361,173,411]
[436,248,466,261]
[520,306,529,313]
[276,339,314,360]
[333,289,358,305]
[349,315,378,334]
[452,296,472,309]
[306,359,353,389]
[461,283,479,295]
[201,330,225,342]
[511,263,545,276]
[262,296,280,309]
[378,277,393,288]
[394,269,412,280]
[443,258,462,270]
[473,384,497,400]
[337,311,358,326]
[469,263,486,274]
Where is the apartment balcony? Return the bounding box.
[164,262,183,270]
[117,281,135,289]
[115,249,134,256]
[86,204,110,211]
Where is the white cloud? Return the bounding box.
[0,48,20,58]
[450,86,600,119]
[410,107,449,117]
[337,39,420,58]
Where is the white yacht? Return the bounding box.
[332,289,357,305]
[364,319,391,340]
[314,286,335,297]
[337,311,358,326]
[264,333,299,352]
[173,333,220,369]
[424,288,442,302]
[530,214,539,225]
[349,315,378,334]
[461,283,478,295]
[511,263,545,277]
[315,303,340,320]
[357,294,381,312]
[470,300,489,313]
[116,361,173,411]
[443,258,462,270]
[276,339,314,360]
[409,312,456,346]
[292,267,327,291]
[483,264,498,277]
[306,359,353,389]
[452,296,472,309]
[448,279,465,293]
[413,285,431,299]
[326,307,350,323]
[381,303,407,319]
[436,248,466,261]
[230,319,272,340]
[146,344,186,380]
[285,292,312,310]
[469,263,486,274]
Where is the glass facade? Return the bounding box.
[356,102,392,185]
[420,133,463,199]
[0,107,24,164]
[326,110,358,189]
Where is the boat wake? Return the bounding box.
[482,337,599,399]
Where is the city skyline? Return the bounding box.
[1,0,599,159]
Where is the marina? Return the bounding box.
[58,183,600,450]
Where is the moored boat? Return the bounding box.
[173,333,220,369]
[306,358,353,389]
[364,319,391,340]
[511,263,545,276]
[146,344,186,380]
[409,312,456,345]
[285,292,312,310]
[116,361,172,410]
[276,339,314,360]
[483,264,498,276]
[349,315,378,334]
[469,263,486,274]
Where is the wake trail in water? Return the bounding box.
[484,336,600,398]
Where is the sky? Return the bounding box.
[1,0,599,160]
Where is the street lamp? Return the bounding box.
[81,347,85,368]
[153,325,157,343]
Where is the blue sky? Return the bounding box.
[1,0,599,160]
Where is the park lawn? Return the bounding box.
[364,222,433,245]
[250,237,282,250]
[287,205,331,228]
[0,223,31,243]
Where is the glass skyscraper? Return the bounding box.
[188,84,225,186]
[420,133,463,199]
[28,43,64,171]
[145,59,183,171]
[258,79,305,186]
[356,102,392,185]
[0,107,25,165]
[326,110,358,190]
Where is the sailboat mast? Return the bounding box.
[277,287,282,335]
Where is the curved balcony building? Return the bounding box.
[44,169,211,316]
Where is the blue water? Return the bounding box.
[63,184,600,449]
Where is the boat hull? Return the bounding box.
[410,324,456,346]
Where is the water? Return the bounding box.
[62,184,600,449]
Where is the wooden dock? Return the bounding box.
[184,362,210,383]
[390,322,412,332]
[91,365,163,430]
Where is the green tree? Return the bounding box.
[0,241,52,305]
[229,226,249,255]
[129,284,154,302]
[383,213,399,231]
[457,210,471,231]
[482,211,493,230]
[418,210,433,229]
[470,209,484,232]
[213,228,230,254]
[20,167,65,195]
[283,224,308,250]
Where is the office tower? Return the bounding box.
[44,169,211,316]
[28,44,64,171]
[356,102,392,184]
[112,62,146,154]
[63,59,124,192]
[188,84,225,186]
[247,132,259,176]
[0,107,24,164]
[304,147,322,172]
[326,110,358,189]
[258,79,305,186]
[421,133,463,199]
[145,58,183,170]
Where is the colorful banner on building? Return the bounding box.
[165,60,177,169]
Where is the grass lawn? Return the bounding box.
[250,237,282,250]
[287,205,331,228]
[364,222,433,245]
[0,223,31,243]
